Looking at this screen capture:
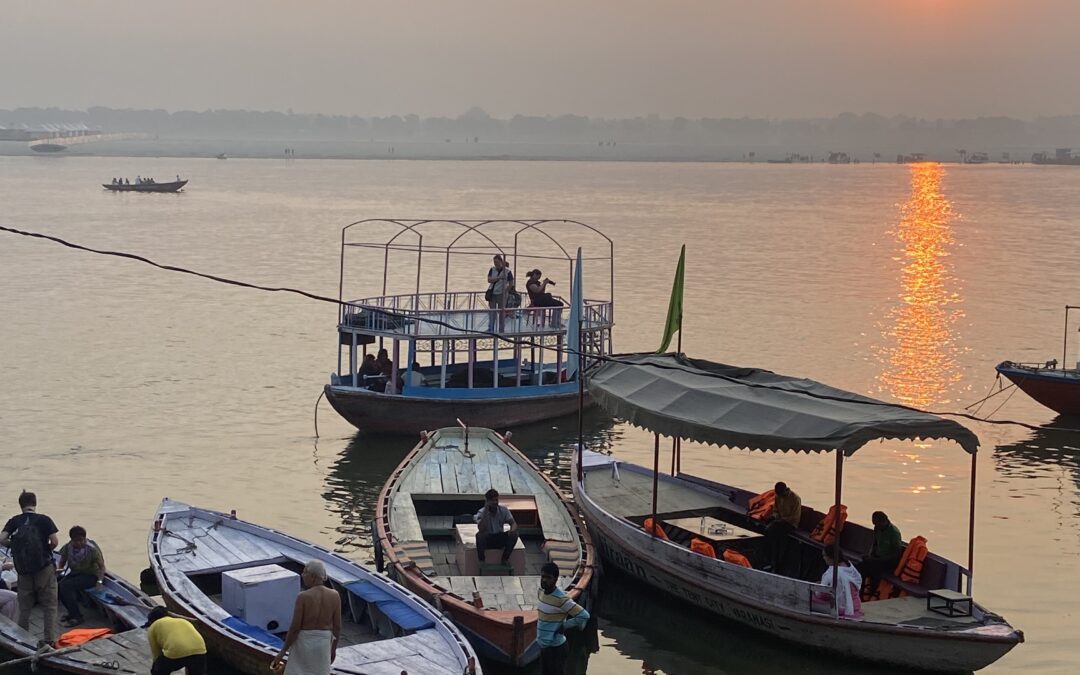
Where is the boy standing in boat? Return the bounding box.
[536,562,589,675]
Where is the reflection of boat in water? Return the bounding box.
[575,352,1023,672]
[997,305,1080,416]
[993,417,1080,482]
[30,143,67,153]
[324,219,614,434]
[103,179,187,193]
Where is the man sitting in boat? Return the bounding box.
[473,489,519,567]
[764,481,801,575]
[537,561,590,675]
[856,511,903,588]
[358,354,379,385]
[56,525,106,628]
[405,361,424,388]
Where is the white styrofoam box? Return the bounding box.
[221,564,300,632]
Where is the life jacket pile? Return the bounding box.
[747,489,776,521]
[862,535,929,602]
[642,518,669,540]
[722,549,752,568]
[809,504,848,546]
[55,627,113,648]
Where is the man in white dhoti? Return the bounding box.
[271,560,341,675]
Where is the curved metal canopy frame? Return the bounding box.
[338,219,614,306]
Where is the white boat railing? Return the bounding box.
[340,290,613,339]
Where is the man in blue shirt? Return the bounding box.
[536,562,589,675]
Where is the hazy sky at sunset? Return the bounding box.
[3,0,1078,118]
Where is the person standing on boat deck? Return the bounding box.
[856,511,903,587]
[271,560,341,675]
[487,254,515,329]
[763,481,801,575]
[536,561,590,675]
[0,491,59,646]
[56,525,106,627]
[145,606,208,675]
[474,489,518,566]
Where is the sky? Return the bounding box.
[3,0,1079,119]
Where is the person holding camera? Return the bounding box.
[526,269,562,308]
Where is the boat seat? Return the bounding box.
[543,540,579,569]
[392,541,437,576]
[418,516,456,537]
[345,580,396,604]
[375,600,435,632]
[222,616,284,648]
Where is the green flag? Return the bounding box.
[657,245,685,353]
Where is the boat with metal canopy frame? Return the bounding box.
[572,352,1023,672]
[325,219,614,434]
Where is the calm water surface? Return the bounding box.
[2,157,1079,673]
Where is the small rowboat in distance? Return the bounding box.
[0,545,157,674]
[374,425,595,666]
[148,499,479,675]
[103,180,187,193]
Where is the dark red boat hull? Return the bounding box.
[996,362,1080,416]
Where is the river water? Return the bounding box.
[1,156,1078,673]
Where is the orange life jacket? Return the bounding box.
[810,504,848,546]
[722,549,752,568]
[690,537,717,558]
[55,627,113,648]
[643,518,669,540]
[862,535,928,602]
[747,490,776,521]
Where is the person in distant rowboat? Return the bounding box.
[358,353,379,385]
[536,561,590,675]
[763,481,801,575]
[271,560,341,675]
[474,489,518,566]
[145,606,208,675]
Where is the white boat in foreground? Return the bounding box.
[573,352,1022,672]
[148,499,479,675]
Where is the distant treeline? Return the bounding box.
[3,106,1080,155]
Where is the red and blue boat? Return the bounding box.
[996,305,1080,417]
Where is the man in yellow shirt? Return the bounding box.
[145,606,207,675]
[765,481,802,575]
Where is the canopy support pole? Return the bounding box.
[670,437,677,475]
[967,450,977,595]
[831,450,844,619]
[675,437,681,474]
[576,335,585,483]
[650,433,660,538]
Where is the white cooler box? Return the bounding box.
[221,564,300,632]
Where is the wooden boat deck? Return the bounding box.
[153,501,473,675]
[388,428,581,611]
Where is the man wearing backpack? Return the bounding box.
[0,491,59,646]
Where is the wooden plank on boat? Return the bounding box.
[506,462,574,541]
[455,461,478,494]
[489,463,513,493]
[396,630,467,671]
[391,503,424,542]
[473,463,493,493]
[438,462,459,493]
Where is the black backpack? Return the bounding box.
[11,515,51,574]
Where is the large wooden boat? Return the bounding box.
[103,180,187,193]
[573,352,1023,672]
[0,545,157,674]
[996,305,1080,416]
[324,219,614,434]
[373,425,595,666]
[148,499,479,675]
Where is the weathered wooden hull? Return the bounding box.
[102,180,187,193]
[374,428,596,666]
[325,384,592,434]
[997,362,1080,416]
[574,467,1021,672]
